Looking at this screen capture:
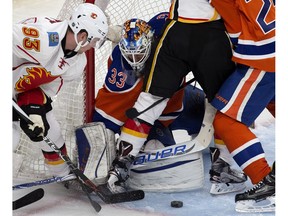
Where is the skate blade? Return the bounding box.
[235,196,275,213]
[210,182,246,195]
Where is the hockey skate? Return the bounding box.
[107,154,135,194]
[209,147,247,195]
[235,162,275,213]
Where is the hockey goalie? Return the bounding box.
[75,85,215,192]
[74,11,247,193]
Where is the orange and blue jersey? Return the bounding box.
[210,0,275,72]
[212,65,275,126]
[93,12,184,134]
[210,0,275,125]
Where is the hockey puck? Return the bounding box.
[171,200,183,208]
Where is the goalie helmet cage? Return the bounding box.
[14,0,172,180]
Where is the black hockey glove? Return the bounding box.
[20,104,50,142]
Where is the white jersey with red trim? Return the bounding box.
[13,17,87,98]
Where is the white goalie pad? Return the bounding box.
[128,140,205,192]
[75,122,116,184]
[127,100,216,192]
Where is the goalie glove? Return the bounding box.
[107,25,122,43]
[20,104,50,142]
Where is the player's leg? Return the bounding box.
[212,66,275,211]
[40,110,72,178]
[76,122,116,184]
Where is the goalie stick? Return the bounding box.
[12,100,145,205]
[13,188,44,210]
[126,78,196,119]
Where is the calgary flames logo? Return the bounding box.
[15,67,54,92]
[91,12,97,19]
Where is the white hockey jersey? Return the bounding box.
[169,0,221,23]
[13,17,87,102]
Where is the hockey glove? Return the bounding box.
[20,104,50,142]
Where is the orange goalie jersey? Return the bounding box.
[93,12,184,134]
[210,0,275,72]
[94,46,184,134]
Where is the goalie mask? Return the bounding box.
[119,18,154,72]
[68,3,108,52]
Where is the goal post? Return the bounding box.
[13,0,172,180]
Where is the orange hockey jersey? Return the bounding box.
[210,0,275,72]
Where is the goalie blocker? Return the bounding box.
[75,100,215,192]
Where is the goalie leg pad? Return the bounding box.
[128,144,204,192]
[76,122,116,184]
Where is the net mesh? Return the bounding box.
[14,0,171,180]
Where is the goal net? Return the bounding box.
[13,0,172,180]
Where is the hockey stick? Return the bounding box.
[12,101,144,204]
[76,178,102,213]
[12,100,101,212]
[125,78,196,119]
[13,174,76,190]
[13,188,44,210]
[13,172,103,210]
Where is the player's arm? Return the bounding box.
[14,66,59,93]
[107,25,122,49]
[13,20,61,93]
[16,87,52,142]
[13,19,43,63]
[13,18,58,66]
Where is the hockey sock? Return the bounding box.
[42,143,70,177]
[213,112,271,184]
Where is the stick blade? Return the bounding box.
[96,184,145,204]
[78,180,102,213]
[13,188,44,210]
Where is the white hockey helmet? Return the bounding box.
[119,18,154,71]
[68,3,108,51]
